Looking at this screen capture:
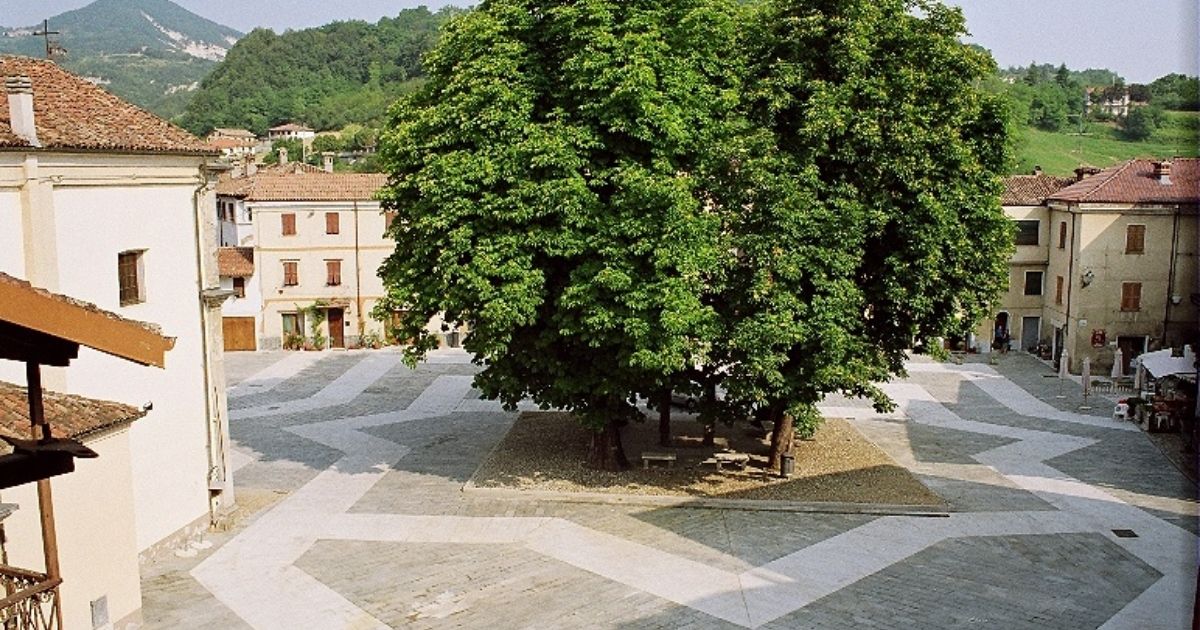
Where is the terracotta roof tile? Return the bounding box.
[269,123,313,132]
[217,247,254,278]
[210,128,257,139]
[215,162,328,196]
[1050,158,1199,204]
[0,56,214,155]
[217,170,386,202]
[1002,175,1076,205]
[0,381,146,442]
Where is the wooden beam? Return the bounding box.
[0,321,78,366]
[0,276,173,368]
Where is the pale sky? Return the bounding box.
[2,0,1197,83]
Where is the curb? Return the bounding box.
[461,481,952,517]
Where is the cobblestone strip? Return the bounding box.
[228,352,325,399]
[230,352,402,420]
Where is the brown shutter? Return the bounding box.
[326,260,342,286]
[1058,221,1067,249]
[1121,282,1141,311]
[283,261,298,286]
[326,212,340,234]
[282,213,297,236]
[1125,225,1145,254]
[118,251,141,305]
[384,211,397,230]
[1055,276,1064,305]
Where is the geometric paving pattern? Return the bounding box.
[182,352,1198,629]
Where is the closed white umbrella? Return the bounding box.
[1111,347,1124,379]
[1081,357,1091,399]
[1133,360,1145,392]
[1059,348,1070,378]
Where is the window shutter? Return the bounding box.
[326,212,340,235]
[282,213,296,236]
[1121,282,1141,311]
[283,261,298,286]
[1055,276,1064,305]
[1058,222,1067,249]
[326,260,342,286]
[1125,225,1145,254]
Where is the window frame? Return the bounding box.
[232,276,246,299]
[1023,270,1044,296]
[1055,275,1064,305]
[325,212,340,235]
[1014,220,1040,246]
[1125,224,1145,255]
[117,250,146,306]
[282,212,297,236]
[282,260,299,287]
[325,259,342,286]
[1058,221,1067,249]
[1120,282,1142,312]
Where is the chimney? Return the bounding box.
[1153,160,1172,184]
[278,146,288,165]
[322,152,334,173]
[1073,166,1101,182]
[5,75,40,147]
[245,154,257,177]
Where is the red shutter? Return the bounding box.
[326,212,340,235]
[326,260,342,286]
[282,213,297,236]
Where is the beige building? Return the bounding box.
[216,162,395,349]
[982,160,1199,374]
[0,55,235,625]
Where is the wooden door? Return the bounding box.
[222,317,256,351]
[328,308,345,348]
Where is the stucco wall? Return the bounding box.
[1,427,142,629]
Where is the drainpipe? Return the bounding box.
[1063,210,1077,372]
[1162,207,1181,346]
[192,162,235,520]
[354,200,364,340]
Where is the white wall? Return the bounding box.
[0,190,24,277]
[50,183,213,550]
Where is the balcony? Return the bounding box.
[0,565,60,630]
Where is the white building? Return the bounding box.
[0,55,234,625]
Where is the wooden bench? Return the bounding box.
[703,452,750,472]
[641,451,676,469]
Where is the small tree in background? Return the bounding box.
[1119,105,1166,141]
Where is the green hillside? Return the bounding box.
[1012,111,1200,175]
[179,7,456,136]
[0,0,242,118]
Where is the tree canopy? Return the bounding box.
[377,0,1013,470]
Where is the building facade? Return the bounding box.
[981,160,1199,374]
[0,55,235,583]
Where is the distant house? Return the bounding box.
[206,128,262,158]
[1086,86,1132,118]
[267,122,315,142]
[979,160,1198,375]
[0,54,235,593]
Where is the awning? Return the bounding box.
[1135,349,1195,379]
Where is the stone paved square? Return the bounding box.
[139,349,1198,629]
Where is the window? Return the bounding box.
[283,260,299,286]
[384,211,398,230]
[1058,221,1067,249]
[1120,282,1142,311]
[1055,275,1064,305]
[118,250,145,306]
[282,312,303,335]
[282,213,297,236]
[325,212,340,235]
[1023,271,1043,296]
[326,260,342,286]
[232,277,246,299]
[1014,220,1039,246]
[1125,224,1145,254]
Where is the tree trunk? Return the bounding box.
[587,418,630,471]
[701,380,717,446]
[767,403,793,471]
[658,389,671,447]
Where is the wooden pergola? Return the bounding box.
[0,273,173,629]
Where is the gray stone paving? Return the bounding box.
[138,349,1198,629]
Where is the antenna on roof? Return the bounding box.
[31,20,66,60]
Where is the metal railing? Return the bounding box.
[0,565,60,630]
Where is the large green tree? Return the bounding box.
[377,0,741,469]
[378,0,1012,472]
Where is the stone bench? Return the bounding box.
[702,452,750,472]
[641,451,676,469]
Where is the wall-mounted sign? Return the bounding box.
[1091,329,1107,348]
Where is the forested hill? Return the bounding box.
[179,7,457,136]
[0,0,242,118]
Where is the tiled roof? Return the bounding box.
[0,56,215,155]
[1050,158,1199,204]
[269,123,313,132]
[211,128,257,139]
[209,137,257,150]
[217,170,386,202]
[217,247,254,278]
[0,380,146,442]
[215,161,330,197]
[1002,175,1076,205]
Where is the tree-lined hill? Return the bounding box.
[178,7,457,136]
[0,0,242,118]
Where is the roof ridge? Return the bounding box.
[1078,160,1135,201]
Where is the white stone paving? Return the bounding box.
[228,351,325,399]
[194,356,1198,629]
